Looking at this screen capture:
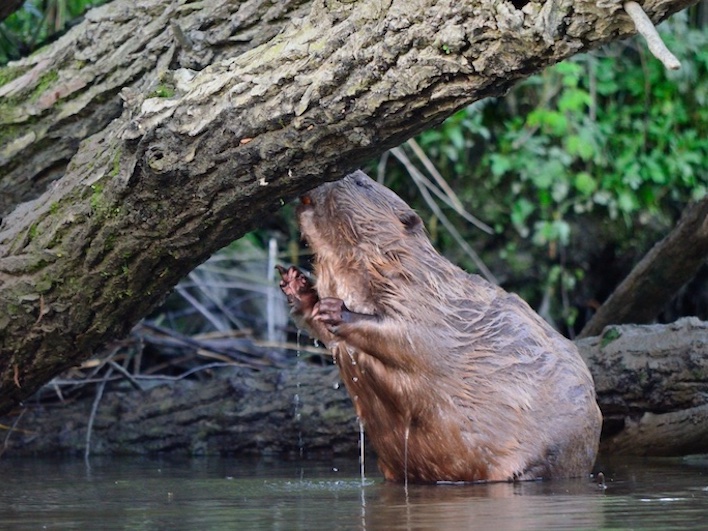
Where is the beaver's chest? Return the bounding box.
[332,343,493,482]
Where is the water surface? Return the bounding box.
[1,454,707,529]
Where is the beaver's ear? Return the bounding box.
[399,211,423,233]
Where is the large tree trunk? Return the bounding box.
[0,0,698,416]
[2,318,706,457]
[0,0,312,216]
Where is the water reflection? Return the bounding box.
[0,455,707,529]
[372,479,605,530]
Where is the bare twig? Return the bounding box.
[588,55,597,122]
[177,283,229,332]
[390,147,498,284]
[266,237,279,343]
[85,366,113,462]
[403,156,495,234]
[185,264,265,330]
[624,1,681,70]
[0,408,30,458]
[251,339,329,358]
[48,363,242,387]
[49,376,123,386]
[50,380,65,402]
[406,138,465,212]
[135,362,234,381]
[138,322,281,368]
[405,139,494,234]
[107,360,144,391]
[376,151,390,184]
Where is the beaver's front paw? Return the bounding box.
[314,297,349,328]
[276,265,317,312]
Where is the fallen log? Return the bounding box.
[1,363,359,458]
[579,317,708,455]
[1,318,707,458]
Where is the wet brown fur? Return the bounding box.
[285,171,602,483]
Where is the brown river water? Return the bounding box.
[1,454,707,529]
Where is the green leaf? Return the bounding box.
[574,172,597,196]
[511,198,534,236]
[558,89,592,113]
[617,191,636,213]
[490,154,512,177]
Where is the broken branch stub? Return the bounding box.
[624,1,681,70]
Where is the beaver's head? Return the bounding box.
[297,170,446,314]
[297,170,428,260]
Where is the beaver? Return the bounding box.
[278,170,602,483]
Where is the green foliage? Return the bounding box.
[503,18,703,226]
[485,53,705,234]
[0,0,106,65]
[600,327,622,348]
[417,102,490,177]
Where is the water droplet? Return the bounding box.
[333,382,340,390]
[313,339,320,347]
[352,377,358,383]
[346,346,356,364]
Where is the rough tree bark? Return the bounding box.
[1,364,361,457]
[579,197,708,338]
[580,318,708,455]
[0,0,699,416]
[2,318,706,457]
[0,0,312,215]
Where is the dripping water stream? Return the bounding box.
[358,418,367,529]
[358,417,366,484]
[294,329,304,460]
[404,425,410,490]
[294,327,370,526]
